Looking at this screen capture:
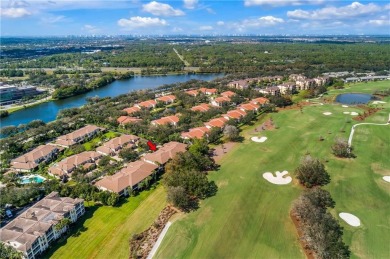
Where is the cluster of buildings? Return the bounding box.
[227,76,284,90]
[117,86,271,141]
[0,84,46,106]
[344,75,390,83]
[10,125,105,174]
[0,192,85,259]
[95,141,186,195]
[48,130,141,178]
[228,74,330,96]
[181,96,269,139]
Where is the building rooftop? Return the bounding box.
[143,141,187,165]
[0,192,83,254]
[54,125,103,147]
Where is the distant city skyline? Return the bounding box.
[1,0,389,36]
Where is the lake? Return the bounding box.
[335,93,373,105]
[0,73,222,128]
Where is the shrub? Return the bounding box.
[332,138,354,158]
[294,155,330,188]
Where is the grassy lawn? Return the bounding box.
[44,186,166,259]
[328,80,390,95]
[156,82,390,258]
[83,131,119,151]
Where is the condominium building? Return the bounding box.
[0,192,85,259]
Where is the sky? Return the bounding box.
[1,0,389,36]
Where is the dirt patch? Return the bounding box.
[254,118,275,133]
[290,211,316,259]
[277,101,312,111]
[212,142,237,163]
[129,206,177,259]
[353,106,382,121]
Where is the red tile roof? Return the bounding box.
[151,115,180,126]
[225,109,246,119]
[221,91,236,98]
[95,161,158,193]
[181,127,210,139]
[143,142,187,165]
[191,103,211,112]
[117,116,142,125]
[185,90,199,96]
[156,95,176,103]
[251,97,269,105]
[239,103,259,111]
[136,100,157,109]
[123,106,141,115]
[205,117,228,129]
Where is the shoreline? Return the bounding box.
[2,97,53,114]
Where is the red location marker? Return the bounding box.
[147,140,157,151]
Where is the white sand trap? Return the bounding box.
[383,176,390,183]
[372,101,386,104]
[263,171,292,185]
[319,103,324,106]
[343,112,350,114]
[251,136,267,143]
[342,105,349,108]
[339,213,361,227]
[350,112,359,116]
[323,112,332,116]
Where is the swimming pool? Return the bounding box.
[19,175,46,184]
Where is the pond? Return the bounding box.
[335,93,373,105]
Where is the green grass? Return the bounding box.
[44,186,166,259]
[83,131,119,151]
[328,80,390,95]
[156,82,390,258]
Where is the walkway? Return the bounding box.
[173,48,190,67]
[147,221,172,259]
[348,113,390,146]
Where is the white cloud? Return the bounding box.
[368,19,390,26]
[142,1,185,16]
[258,16,285,25]
[40,15,67,24]
[0,7,31,18]
[199,25,213,31]
[287,2,382,20]
[183,0,198,9]
[172,27,183,32]
[244,0,324,7]
[118,16,167,30]
[232,15,284,32]
[217,21,225,26]
[241,16,284,27]
[83,24,100,33]
[8,0,29,8]
[206,8,215,14]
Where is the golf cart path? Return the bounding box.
[147,221,172,259]
[348,113,390,146]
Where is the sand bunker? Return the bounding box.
[372,101,386,105]
[339,212,361,227]
[342,105,349,108]
[343,111,359,116]
[251,136,267,143]
[383,176,390,183]
[263,171,292,185]
[323,112,332,115]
